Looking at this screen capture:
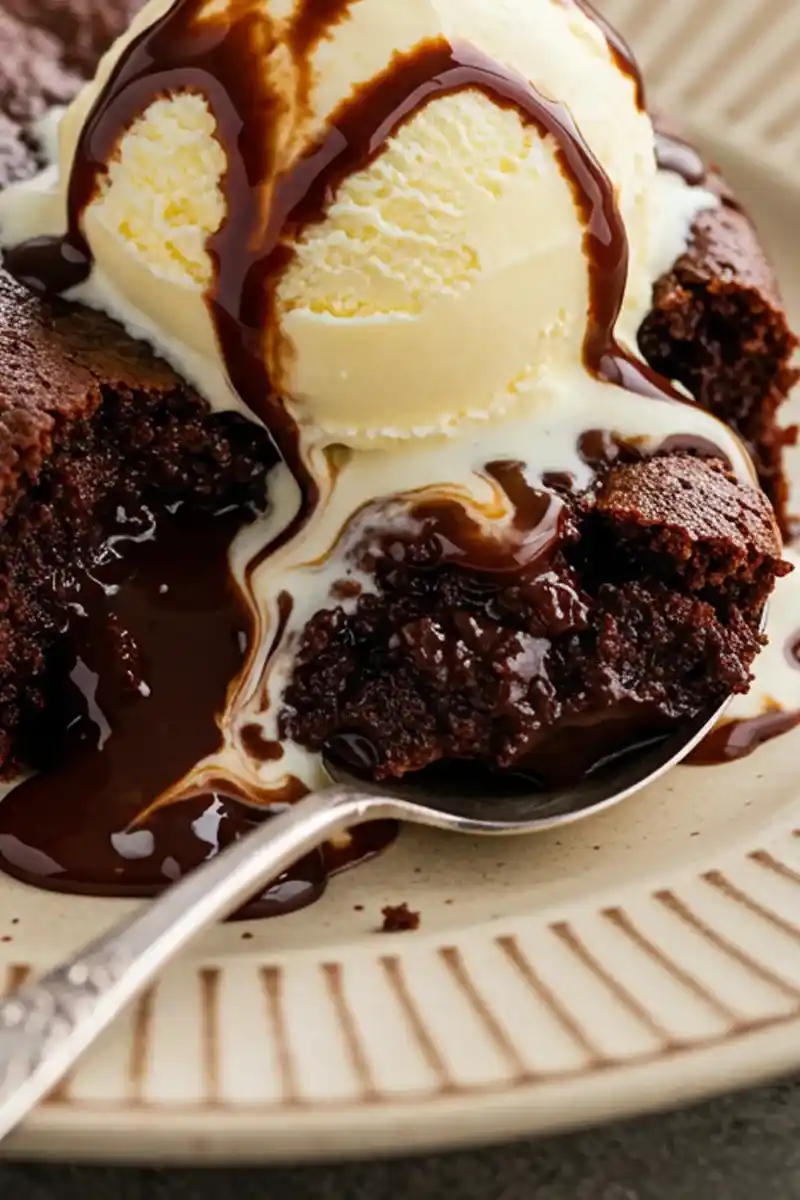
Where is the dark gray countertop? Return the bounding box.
[3,1078,800,1199]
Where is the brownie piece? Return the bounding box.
[0,269,275,771]
[2,0,144,75]
[591,456,782,613]
[280,456,785,783]
[381,904,421,933]
[640,166,799,531]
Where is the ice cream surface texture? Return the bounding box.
[1,0,711,444]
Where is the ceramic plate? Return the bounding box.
[3,0,800,1164]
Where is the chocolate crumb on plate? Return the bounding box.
[381,904,421,933]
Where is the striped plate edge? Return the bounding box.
[7,827,800,1121]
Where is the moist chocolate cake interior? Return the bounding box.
[280,455,784,784]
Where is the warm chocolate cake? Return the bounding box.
[280,455,785,783]
[640,157,799,530]
[0,0,794,846]
[0,268,274,772]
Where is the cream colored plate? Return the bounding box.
[3,0,800,1164]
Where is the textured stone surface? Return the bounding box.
[3,1079,800,1198]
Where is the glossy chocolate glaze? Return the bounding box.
[0,504,394,915]
[404,462,567,579]
[686,709,800,767]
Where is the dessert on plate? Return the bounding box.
[0,0,795,907]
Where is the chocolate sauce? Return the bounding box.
[654,130,707,187]
[0,506,394,915]
[542,471,577,495]
[578,429,623,469]
[687,709,800,767]
[349,461,566,587]
[240,723,285,762]
[577,428,733,474]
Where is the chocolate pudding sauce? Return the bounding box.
[686,709,800,767]
[408,462,567,578]
[0,505,394,914]
[685,631,800,767]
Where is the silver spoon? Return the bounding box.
[0,700,726,1142]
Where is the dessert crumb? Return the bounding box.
[331,578,362,600]
[354,904,364,912]
[380,903,421,933]
[241,932,254,941]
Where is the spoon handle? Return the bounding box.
[0,783,396,1143]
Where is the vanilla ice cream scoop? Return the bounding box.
[0,0,706,449]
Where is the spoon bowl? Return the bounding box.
[325,700,728,834]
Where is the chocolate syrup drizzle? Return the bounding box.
[686,709,800,767]
[6,6,683,436]
[407,462,567,578]
[0,505,394,914]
